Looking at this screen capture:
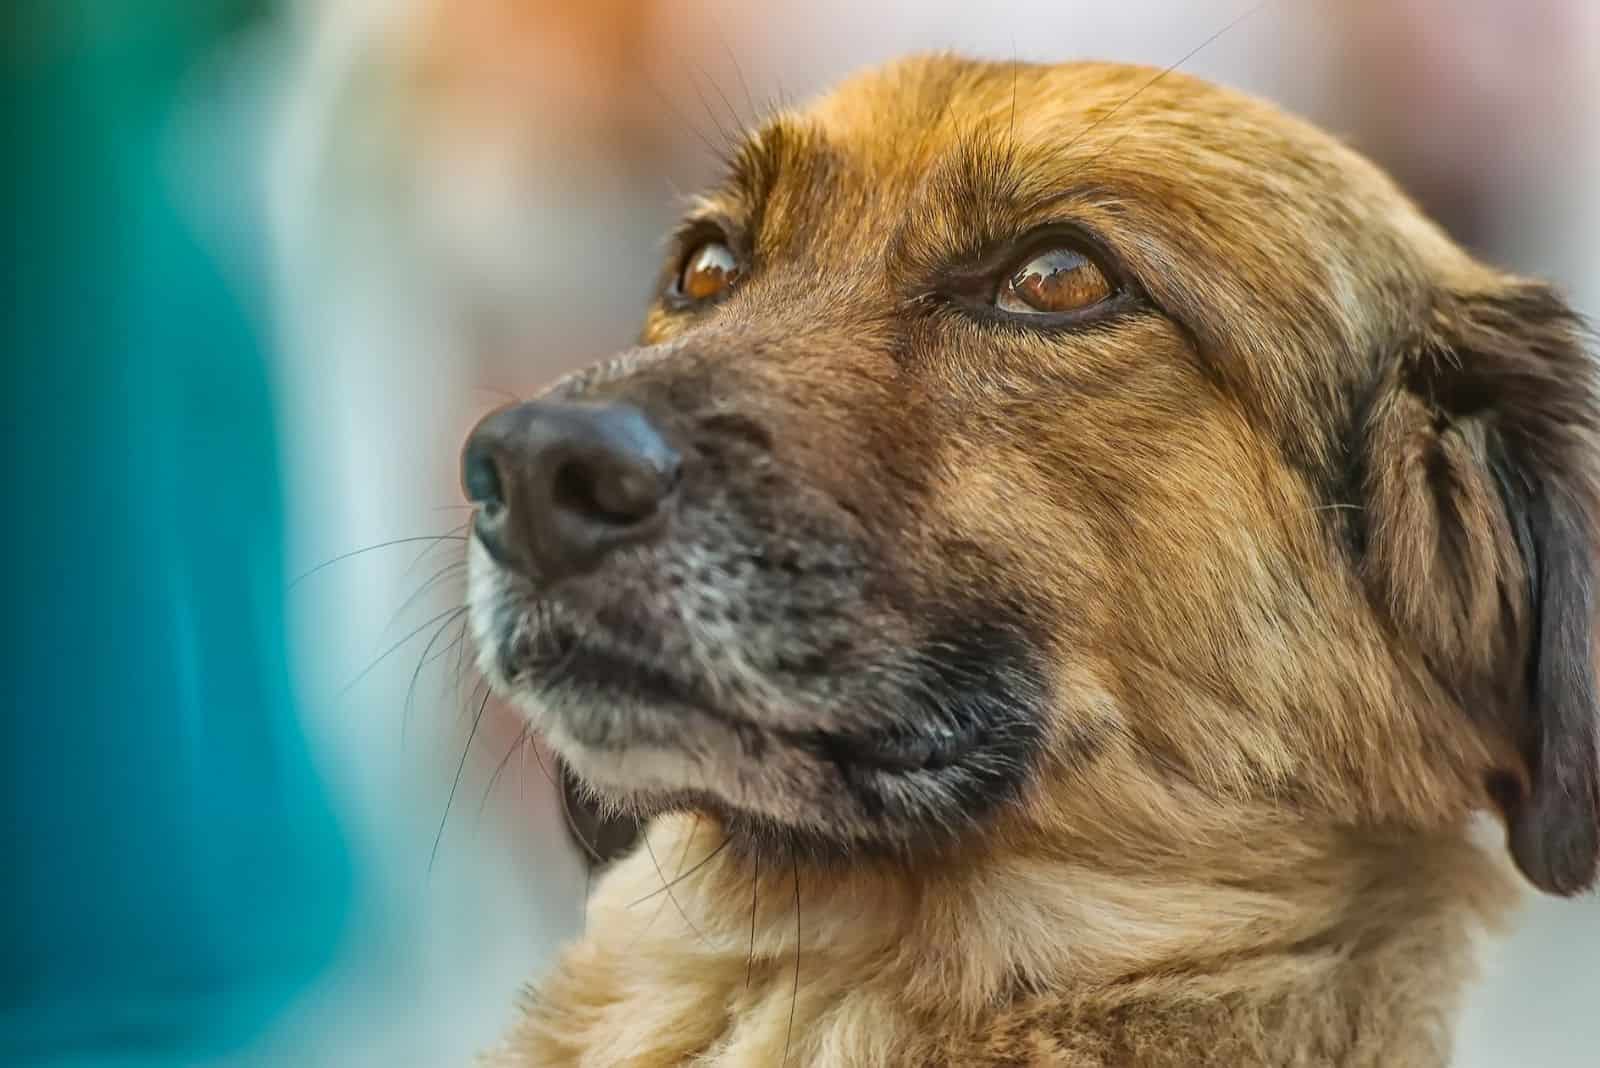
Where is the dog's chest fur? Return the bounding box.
[481,817,1514,1067]
[490,965,1460,1067]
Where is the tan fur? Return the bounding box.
[472,57,1600,1066]
[484,816,1518,1067]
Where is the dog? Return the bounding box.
[459,56,1600,1066]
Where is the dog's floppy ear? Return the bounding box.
[1362,278,1600,895]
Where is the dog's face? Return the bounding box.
[465,57,1600,891]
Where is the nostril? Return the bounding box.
[551,453,672,525]
[551,460,605,522]
[462,442,505,512]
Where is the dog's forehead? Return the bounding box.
[798,58,1312,193]
[810,57,1180,142]
[725,55,1446,269]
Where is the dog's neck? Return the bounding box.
[489,813,1520,1067]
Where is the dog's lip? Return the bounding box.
[813,723,972,774]
[507,635,978,776]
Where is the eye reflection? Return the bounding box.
[996,247,1113,315]
[679,240,741,302]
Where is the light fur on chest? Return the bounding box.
[480,815,1516,1067]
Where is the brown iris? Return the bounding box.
[678,240,741,302]
[996,247,1113,315]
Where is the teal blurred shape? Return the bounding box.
[2,2,354,1063]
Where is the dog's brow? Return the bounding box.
[893,134,1084,269]
[725,118,818,208]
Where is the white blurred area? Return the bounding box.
[232,1,1600,1063]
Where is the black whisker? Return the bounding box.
[451,609,475,700]
[379,531,469,658]
[703,59,747,144]
[406,618,468,744]
[722,36,758,132]
[339,605,467,699]
[432,621,469,671]
[746,850,760,991]
[784,849,800,1067]
[476,724,531,823]
[463,680,489,725]
[1007,41,1019,147]
[430,685,491,873]
[643,833,710,946]
[621,853,676,957]
[673,816,703,876]
[641,67,731,173]
[526,743,607,867]
[1060,0,1273,169]
[583,861,592,936]
[687,65,739,164]
[627,835,732,907]
[287,534,468,591]
[388,558,468,637]
[402,520,470,577]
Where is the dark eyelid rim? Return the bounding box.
[933,220,1150,329]
[660,213,751,309]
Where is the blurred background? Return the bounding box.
[6,1,1598,1065]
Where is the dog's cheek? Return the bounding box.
[908,449,1112,780]
[922,377,1373,809]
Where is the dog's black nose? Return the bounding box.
[461,400,680,581]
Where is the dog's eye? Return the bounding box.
[677,240,741,302]
[996,248,1112,315]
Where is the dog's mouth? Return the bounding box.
[582,652,972,777]
[491,606,985,777]
[468,534,1049,849]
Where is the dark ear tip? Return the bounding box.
[1509,796,1600,896]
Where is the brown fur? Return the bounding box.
[467,57,1600,1066]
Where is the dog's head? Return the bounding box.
[464,57,1600,894]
